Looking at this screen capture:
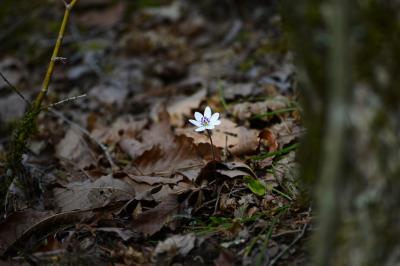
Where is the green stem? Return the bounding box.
[251,143,299,161]
[32,0,78,112]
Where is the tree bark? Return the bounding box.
[282,0,400,265]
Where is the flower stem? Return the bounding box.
[206,129,216,161]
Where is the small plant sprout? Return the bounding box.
[189,106,221,161]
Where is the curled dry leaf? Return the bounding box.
[176,118,259,156]
[259,128,279,153]
[56,127,97,169]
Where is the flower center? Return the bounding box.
[201,116,210,126]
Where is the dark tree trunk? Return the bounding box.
[283,0,400,265]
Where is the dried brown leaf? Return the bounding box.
[268,119,303,148]
[167,88,206,127]
[176,118,259,156]
[53,175,135,212]
[127,174,183,186]
[230,95,290,120]
[133,135,204,176]
[56,127,96,169]
[76,2,126,28]
[132,194,181,236]
[259,128,279,152]
[154,233,196,258]
[91,116,147,145]
[0,210,93,256]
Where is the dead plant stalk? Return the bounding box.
[4,0,78,201]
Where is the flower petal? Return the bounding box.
[189,119,202,127]
[210,113,220,123]
[195,126,206,132]
[204,106,212,119]
[194,112,203,122]
[213,120,221,125]
[205,125,215,130]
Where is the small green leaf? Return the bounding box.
[244,176,266,197]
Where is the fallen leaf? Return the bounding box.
[197,161,256,183]
[154,233,196,257]
[143,1,183,22]
[56,127,97,169]
[88,83,128,108]
[259,64,295,94]
[119,139,153,160]
[76,2,126,28]
[53,174,135,212]
[0,210,93,256]
[176,118,259,156]
[268,119,303,148]
[271,151,299,198]
[222,83,255,100]
[91,116,147,145]
[133,134,205,176]
[214,249,237,266]
[259,129,279,153]
[230,95,290,121]
[132,194,181,236]
[127,174,183,186]
[167,88,206,127]
[219,194,237,211]
[96,227,137,241]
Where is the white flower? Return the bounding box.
[189,106,221,132]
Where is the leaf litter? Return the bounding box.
[0,1,310,265]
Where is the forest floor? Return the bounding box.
[0,1,311,265]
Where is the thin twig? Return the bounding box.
[0,71,30,105]
[268,208,311,266]
[49,108,117,170]
[213,183,224,215]
[44,94,86,109]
